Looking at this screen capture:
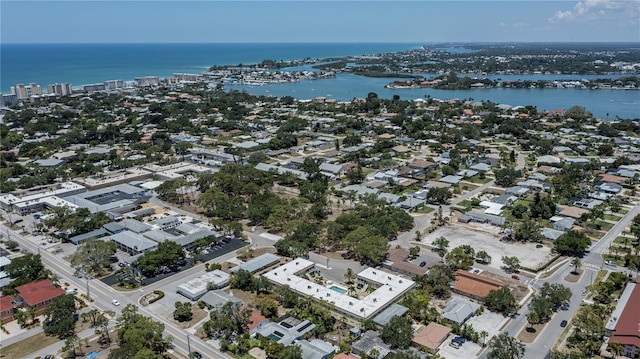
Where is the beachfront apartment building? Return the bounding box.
[11,83,42,100]
[135,76,160,87]
[47,83,73,97]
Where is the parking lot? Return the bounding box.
[439,336,481,359]
[424,224,553,270]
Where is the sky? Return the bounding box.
[1,0,639,43]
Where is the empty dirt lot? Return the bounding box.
[424,223,553,270]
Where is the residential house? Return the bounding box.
[458,211,505,227]
[14,279,65,317]
[539,228,565,241]
[469,163,492,173]
[298,339,336,359]
[255,316,316,346]
[319,162,345,178]
[439,175,463,185]
[352,330,392,358]
[409,160,437,172]
[1,296,14,323]
[412,322,452,353]
[442,297,481,325]
[553,217,576,231]
[247,310,269,335]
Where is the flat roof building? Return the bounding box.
[177,270,230,301]
[263,258,414,320]
[230,253,281,274]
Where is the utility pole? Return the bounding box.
[187,334,192,357]
[86,276,91,302]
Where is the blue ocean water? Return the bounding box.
[0,43,419,92]
[2,43,638,119]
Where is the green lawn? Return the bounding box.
[604,214,622,221]
[613,236,632,245]
[0,332,60,359]
[594,220,614,231]
[515,199,531,207]
[466,176,494,184]
[413,206,435,214]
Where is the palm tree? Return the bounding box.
[608,341,623,358]
[479,330,489,347]
[344,268,355,285]
[571,257,582,274]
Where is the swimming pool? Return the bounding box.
[330,285,347,294]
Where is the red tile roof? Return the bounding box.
[16,280,65,306]
[453,270,505,299]
[610,281,640,349]
[412,322,452,351]
[0,296,14,311]
[246,310,268,331]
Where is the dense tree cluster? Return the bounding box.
[44,207,110,238]
[133,241,186,277]
[109,305,173,359]
[553,230,591,256]
[70,238,116,276]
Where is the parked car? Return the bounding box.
[190,352,202,359]
[112,299,120,306]
[473,269,480,274]
[453,336,466,343]
[419,261,426,267]
[560,320,568,327]
[511,274,520,280]
[536,244,543,248]
[449,341,461,349]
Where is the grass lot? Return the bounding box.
[0,317,95,358]
[467,176,494,184]
[413,206,434,214]
[594,220,614,231]
[515,199,531,207]
[604,214,622,221]
[0,332,60,358]
[613,236,633,245]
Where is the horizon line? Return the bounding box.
[3,41,640,45]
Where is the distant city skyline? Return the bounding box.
[1,0,639,43]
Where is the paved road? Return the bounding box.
[3,223,235,359]
[478,202,640,359]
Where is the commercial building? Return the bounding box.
[605,278,640,358]
[452,269,505,301]
[0,181,86,214]
[263,258,414,320]
[176,270,230,301]
[230,253,281,274]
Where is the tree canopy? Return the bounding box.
[44,294,79,339]
[381,315,413,349]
